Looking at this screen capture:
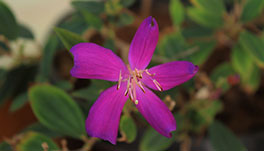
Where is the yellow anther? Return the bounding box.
[153,79,163,91]
[135,100,139,105]
[145,69,154,76]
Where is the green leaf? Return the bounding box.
[10,92,28,112]
[0,1,19,40]
[58,12,88,34]
[23,122,61,138]
[37,35,59,82]
[209,120,247,151]
[139,127,174,151]
[187,41,216,65]
[210,63,235,91]
[187,100,223,132]
[72,79,112,101]
[241,0,264,22]
[54,80,73,91]
[187,7,223,28]
[191,0,225,14]
[182,24,214,39]
[239,31,264,67]
[231,44,260,92]
[117,13,134,27]
[120,0,135,7]
[71,0,105,15]
[170,0,185,26]
[231,45,254,81]
[54,27,85,50]
[29,84,86,138]
[18,24,34,39]
[0,65,37,105]
[104,38,116,51]
[157,32,188,59]
[0,142,12,151]
[16,132,59,151]
[81,10,103,30]
[211,63,235,82]
[120,115,137,143]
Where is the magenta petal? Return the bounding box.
[85,83,128,144]
[70,43,128,81]
[142,61,198,91]
[135,86,176,137]
[128,16,159,70]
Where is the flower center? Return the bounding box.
[117,65,163,105]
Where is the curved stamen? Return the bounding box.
[153,79,163,91]
[117,70,122,90]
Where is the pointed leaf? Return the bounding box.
[170,0,184,26]
[239,31,264,67]
[10,92,28,112]
[18,24,34,39]
[0,1,19,40]
[29,84,86,138]
[139,127,174,151]
[187,8,223,28]
[71,0,105,15]
[54,27,85,50]
[209,120,247,151]
[241,0,264,22]
[120,115,137,143]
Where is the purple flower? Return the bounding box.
[70,16,198,144]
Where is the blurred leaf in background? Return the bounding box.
[16,132,59,151]
[29,84,86,138]
[120,115,137,143]
[209,120,247,151]
[140,127,174,151]
[0,1,19,40]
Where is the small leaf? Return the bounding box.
[182,24,213,38]
[0,1,19,40]
[23,122,61,138]
[0,65,37,105]
[72,79,113,102]
[54,27,85,50]
[120,115,137,143]
[120,0,135,7]
[187,8,223,28]
[210,63,235,91]
[117,13,134,27]
[239,31,264,68]
[71,0,105,15]
[54,80,73,91]
[240,0,264,22]
[18,24,34,39]
[10,92,28,112]
[170,0,185,26]
[139,127,174,151]
[231,44,260,92]
[211,63,235,82]
[29,84,86,138]
[16,132,59,151]
[231,45,254,81]
[187,41,216,65]
[37,35,59,82]
[191,0,225,14]
[209,120,247,151]
[80,10,103,30]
